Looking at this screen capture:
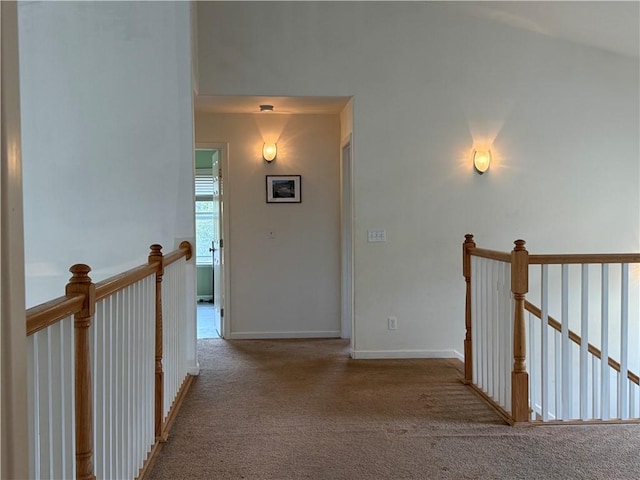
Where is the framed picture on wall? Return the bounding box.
[266,175,302,203]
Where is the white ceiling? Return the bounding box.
[194,2,638,115]
[454,1,639,59]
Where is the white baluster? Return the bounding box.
[528,311,536,420]
[504,261,512,411]
[561,264,571,420]
[554,328,561,420]
[600,264,610,420]
[471,257,478,385]
[580,264,589,420]
[592,355,599,419]
[27,335,38,479]
[541,264,549,421]
[481,258,488,392]
[619,264,629,419]
[487,260,495,400]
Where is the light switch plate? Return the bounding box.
[367,230,386,242]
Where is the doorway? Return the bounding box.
[195,144,229,339]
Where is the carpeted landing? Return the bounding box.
[148,339,640,479]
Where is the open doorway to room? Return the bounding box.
[195,145,228,339]
[193,96,352,348]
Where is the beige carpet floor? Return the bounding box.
[148,339,640,479]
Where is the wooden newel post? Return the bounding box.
[66,264,96,480]
[149,244,167,442]
[463,234,476,384]
[511,239,530,424]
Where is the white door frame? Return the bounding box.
[1,1,29,476]
[340,134,354,347]
[195,142,231,339]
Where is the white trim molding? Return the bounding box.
[230,331,341,340]
[351,349,461,360]
[1,2,29,476]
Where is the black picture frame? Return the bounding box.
[266,175,302,203]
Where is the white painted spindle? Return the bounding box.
[601,264,610,420]
[580,265,589,420]
[619,263,629,419]
[554,329,561,419]
[541,264,549,421]
[528,311,537,420]
[92,274,156,480]
[471,256,479,385]
[27,317,75,480]
[561,264,571,420]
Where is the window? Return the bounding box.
[195,169,218,266]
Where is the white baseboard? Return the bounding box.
[453,350,464,362]
[351,349,461,360]
[229,330,341,340]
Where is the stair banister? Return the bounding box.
[66,264,96,480]
[148,244,166,442]
[510,240,530,424]
[462,234,476,384]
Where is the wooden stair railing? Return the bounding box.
[463,235,530,425]
[25,242,192,480]
[525,300,640,387]
[463,234,640,425]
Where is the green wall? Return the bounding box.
[197,265,213,297]
[195,149,216,169]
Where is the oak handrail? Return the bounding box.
[524,300,640,386]
[163,240,192,267]
[26,293,85,336]
[26,242,194,325]
[470,249,640,266]
[529,253,640,265]
[95,263,157,301]
[469,247,512,263]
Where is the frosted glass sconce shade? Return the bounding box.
[263,143,277,162]
[473,149,491,174]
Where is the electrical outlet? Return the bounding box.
[388,316,397,330]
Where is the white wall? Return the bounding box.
[197,2,640,358]
[18,1,196,308]
[195,113,341,338]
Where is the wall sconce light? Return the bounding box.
[263,143,277,162]
[472,149,491,174]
